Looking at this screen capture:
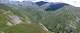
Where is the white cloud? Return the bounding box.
[12,0,80,7]
[49,0,80,7]
[16,0,22,1]
[45,0,80,7]
[62,0,80,7]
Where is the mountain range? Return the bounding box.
[0,1,80,33]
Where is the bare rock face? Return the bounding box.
[6,22,13,26]
[8,15,22,25]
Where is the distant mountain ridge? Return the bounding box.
[45,2,69,11]
[35,1,69,11]
[36,1,48,6]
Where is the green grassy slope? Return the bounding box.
[0,4,51,33]
[1,3,80,33]
[4,23,48,33]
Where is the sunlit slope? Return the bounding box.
[0,4,51,33]
[4,23,49,33]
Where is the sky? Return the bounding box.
[11,0,80,7]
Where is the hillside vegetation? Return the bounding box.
[0,2,80,33]
[0,3,51,33]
